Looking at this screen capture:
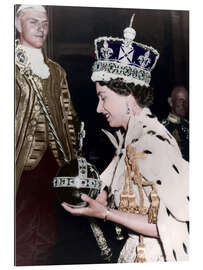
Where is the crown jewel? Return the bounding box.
[91,14,159,87]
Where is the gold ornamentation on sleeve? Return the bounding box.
[118,144,160,262]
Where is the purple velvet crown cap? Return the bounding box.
[95,38,159,71]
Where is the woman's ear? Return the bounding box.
[127,94,141,115]
[126,94,135,106]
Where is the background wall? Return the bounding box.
[46,5,189,171]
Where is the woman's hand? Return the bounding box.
[61,193,107,220]
[61,190,159,238]
[95,189,108,207]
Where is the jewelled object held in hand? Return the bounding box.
[53,157,101,207]
[53,122,102,208]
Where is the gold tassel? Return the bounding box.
[119,163,130,212]
[127,193,139,213]
[119,192,129,212]
[138,205,148,215]
[128,167,138,213]
[136,175,148,215]
[148,189,160,224]
[135,235,146,263]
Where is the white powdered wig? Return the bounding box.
[16,5,47,16]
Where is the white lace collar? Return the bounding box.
[16,43,50,79]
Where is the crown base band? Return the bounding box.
[91,60,150,87]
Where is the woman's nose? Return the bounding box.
[96,100,103,113]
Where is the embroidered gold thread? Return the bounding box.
[118,144,160,262]
[89,220,112,261]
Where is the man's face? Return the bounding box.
[172,89,189,117]
[18,9,48,48]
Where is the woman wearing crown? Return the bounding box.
[62,16,189,262]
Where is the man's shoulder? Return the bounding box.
[47,58,63,68]
[47,58,66,73]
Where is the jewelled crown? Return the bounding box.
[91,14,159,87]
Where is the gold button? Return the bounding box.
[31,119,37,126]
[27,135,33,142]
[34,104,40,111]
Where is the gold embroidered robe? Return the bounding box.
[15,50,79,192]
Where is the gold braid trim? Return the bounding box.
[148,187,160,224]
[60,90,78,158]
[118,144,160,262]
[89,219,112,261]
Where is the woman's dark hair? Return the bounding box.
[98,78,154,107]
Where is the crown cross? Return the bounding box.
[138,50,151,68]
[101,40,113,59]
[119,45,134,64]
